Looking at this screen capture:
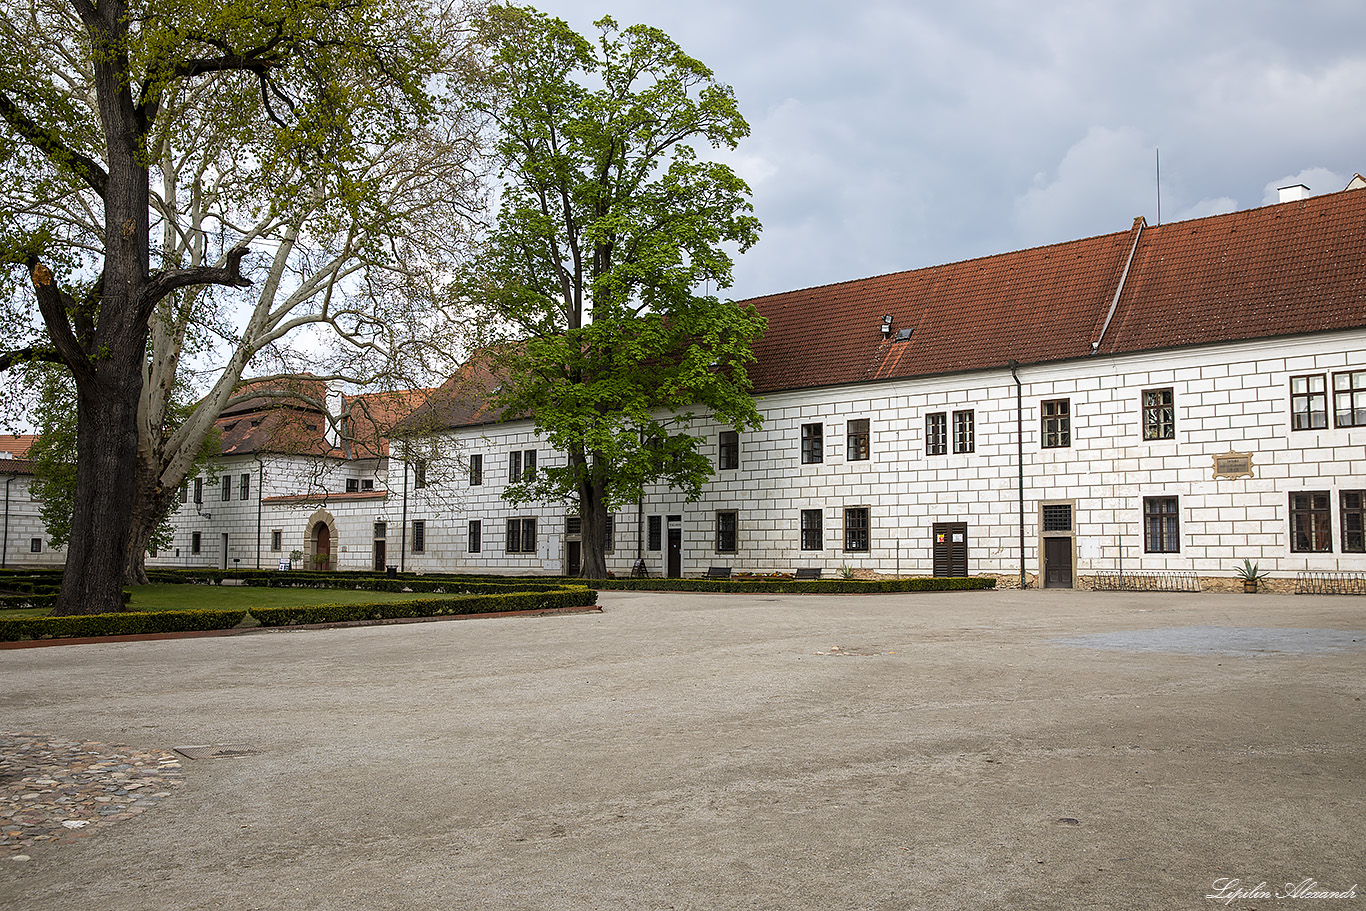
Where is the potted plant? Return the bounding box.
[289,550,304,570]
[1235,559,1269,593]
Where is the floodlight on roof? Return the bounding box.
[880,314,894,336]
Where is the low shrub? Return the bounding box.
[0,608,248,642]
[248,586,597,627]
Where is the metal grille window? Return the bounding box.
[566,516,582,536]
[1342,491,1365,553]
[800,423,823,464]
[221,477,232,501]
[846,419,870,461]
[1290,491,1331,552]
[1143,497,1180,553]
[647,515,662,551]
[715,511,738,553]
[1333,370,1366,427]
[1142,388,1175,440]
[1291,375,1327,430]
[468,520,482,553]
[30,538,41,553]
[1041,504,1072,532]
[414,460,427,490]
[506,518,536,554]
[239,473,251,500]
[718,430,739,470]
[192,532,202,554]
[469,454,483,485]
[952,410,974,454]
[271,530,282,552]
[603,515,615,552]
[194,478,203,503]
[412,520,426,553]
[800,509,823,550]
[1042,399,1071,448]
[844,508,870,552]
[926,412,947,455]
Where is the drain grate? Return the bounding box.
[174,744,262,760]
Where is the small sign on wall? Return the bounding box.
[1211,450,1254,480]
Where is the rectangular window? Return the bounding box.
[1342,491,1365,553]
[414,460,427,490]
[846,419,870,461]
[1041,503,1073,532]
[239,473,250,500]
[603,515,615,552]
[271,530,282,552]
[800,423,823,464]
[469,454,483,486]
[844,507,870,552]
[361,478,374,492]
[180,481,188,504]
[718,430,739,470]
[506,518,536,554]
[647,515,662,551]
[413,520,426,553]
[523,449,536,479]
[1042,399,1071,448]
[715,511,738,553]
[1143,497,1180,553]
[373,522,386,540]
[1142,388,1175,440]
[925,412,947,455]
[1290,491,1332,553]
[1333,370,1366,428]
[346,478,360,493]
[952,410,975,454]
[191,531,202,554]
[29,538,41,553]
[800,509,823,550]
[468,520,482,553]
[221,477,231,501]
[509,450,522,483]
[1291,374,1328,430]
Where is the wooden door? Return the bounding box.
[932,522,968,577]
[667,527,682,578]
[1043,537,1073,588]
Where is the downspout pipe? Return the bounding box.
[255,457,264,570]
[1009,361,1026,589]
[2,475,12,569]
[400,456,408,573]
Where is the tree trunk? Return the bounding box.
[576,450,610,579]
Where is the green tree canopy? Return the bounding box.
[465,5,765,578]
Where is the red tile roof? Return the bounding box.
[746,185,1366,392]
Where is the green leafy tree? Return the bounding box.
[0,0,456,613]
[465,5,765,578]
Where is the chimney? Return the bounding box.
[1278,184,1310,203]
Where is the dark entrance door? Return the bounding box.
[373,540,386,572]
[667,527,682,578]
[567,540,581,576]
[1043,537,1073,588]
[221,533,229,570]
[932,522,968,577]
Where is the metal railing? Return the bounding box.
[1091,570,1202,593]
[1295,571,1366,595]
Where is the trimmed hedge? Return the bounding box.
[250,587,598,627]
[0,608,248,642]
[580,576,996,594]
[0,589,133,611]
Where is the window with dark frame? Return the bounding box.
[801,509,823,550]
[846,419,870,461]
[346,478,360,493]
[271,530,282,551]
[1340,491,1364,553]
[603,515,615,552]
[221,477,231,501]
[800,423,823,464]
[1143,497,1180,553]
[648,515,662,551]
[192,531,202,554]
[469,454,483,485]
[240,473,250,500]
[1290,491,1332,552]
[523,449,536,479]
[509,450,522,483]
[413,520,426,553]
[952,410,975,454]
[1333,370,1366,427]
[1142,388,1175,440]
[180,481,188,504]
[925,412,947,455]
[194,478,202,503]
[360,478,374,492]
[1291,374,1328,430]
[1042,399,1071,448]
[506,517,537,554]
[468,520,482,553]
[718,430,739,470]
[844,507,870,552]
[30,538,41,553]
[414,460,427,490]
[715,511,738,554]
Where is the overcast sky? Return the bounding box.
[527,0,1366,302]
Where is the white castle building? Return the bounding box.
[122,178,1366,586]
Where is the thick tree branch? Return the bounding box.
[0,92,109,198]
[0,345,68,372]
[27,259,94,382]
[140,245,252,316]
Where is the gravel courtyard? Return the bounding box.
[2,588,1363,910]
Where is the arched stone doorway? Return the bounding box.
[306,509,338,571]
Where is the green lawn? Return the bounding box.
[1,583,435,619]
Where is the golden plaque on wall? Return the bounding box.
[1211,450,1254,479]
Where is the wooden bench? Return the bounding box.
[704,566,732,580]
[794,568,822,581]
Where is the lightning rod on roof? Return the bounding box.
[1155,147,1161,225]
